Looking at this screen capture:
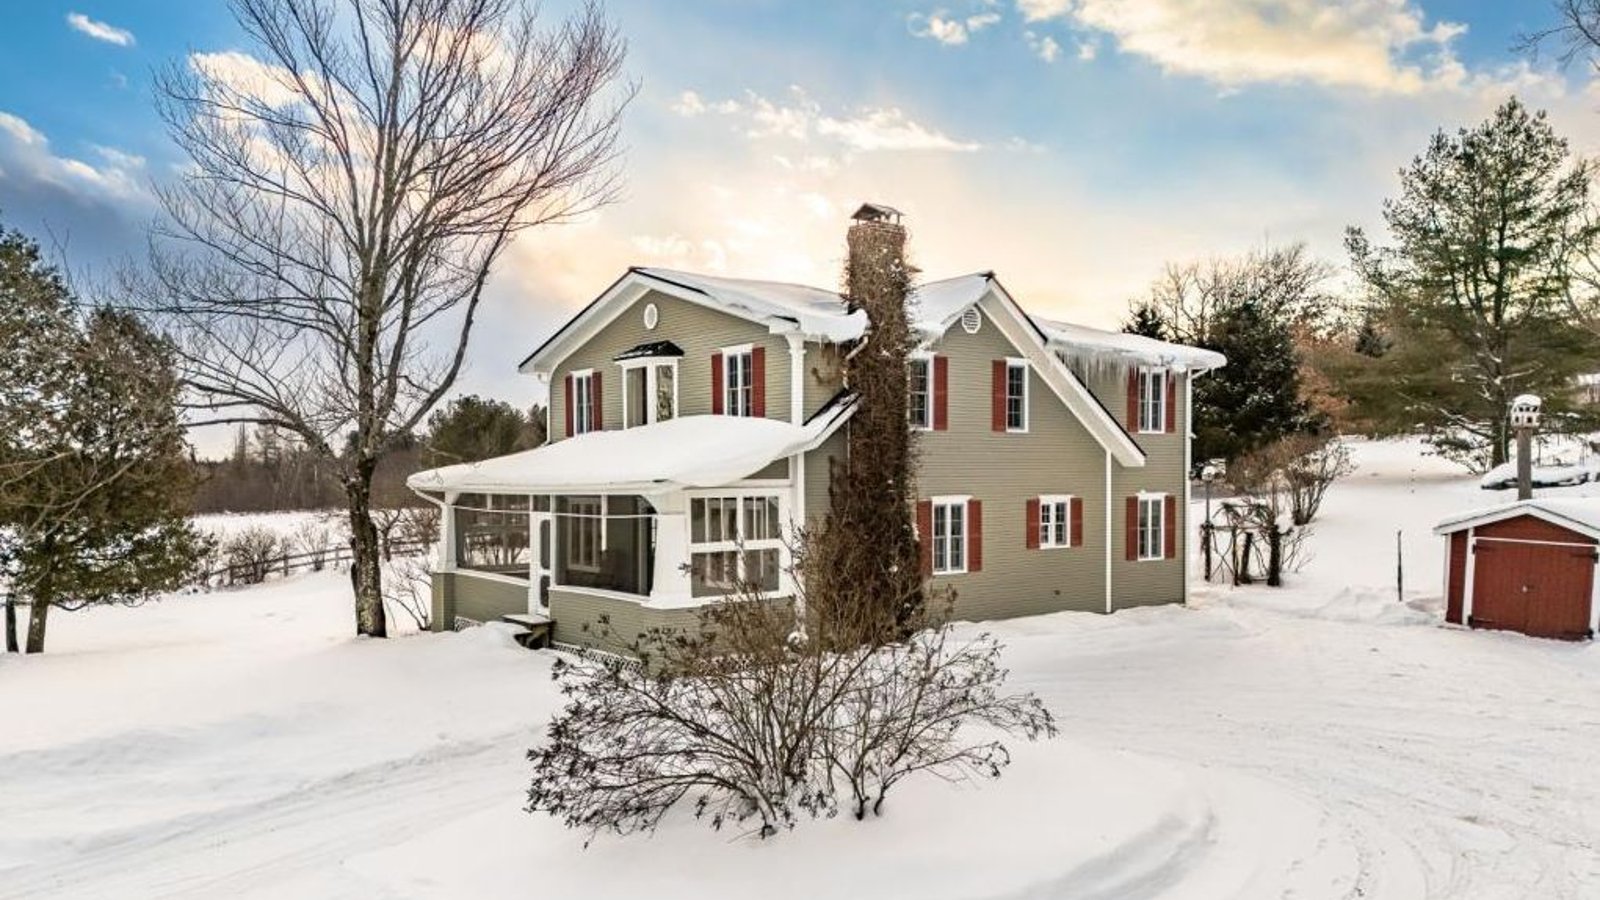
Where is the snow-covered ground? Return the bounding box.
[2,439,1598,898]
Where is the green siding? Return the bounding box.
[1091,367,1188,609]
[430,571,530,630]
[549,588,701,650]
[550,291,794,439]
[915,299,1109,621]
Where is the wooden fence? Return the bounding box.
[203,537,431,587]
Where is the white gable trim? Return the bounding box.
[518,270,803,378]
[974,283,1146,468]
[1433,503,1600,541]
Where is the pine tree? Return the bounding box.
[1192,300,1315,463]
[1346,97,1600,469]
[0,224,207,653]
[1123,303,1167,340]
[425,395,544,467]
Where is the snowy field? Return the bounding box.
[2,439,1598,898]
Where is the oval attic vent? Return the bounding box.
[643,302,659,330]
[960,306,982,334]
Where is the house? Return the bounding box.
[406,206,1225,650]
[1434,498,1600,641]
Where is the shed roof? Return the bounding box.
[1433,498,1600,540]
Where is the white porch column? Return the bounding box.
[649,491,693,601]
[440,491,459,570]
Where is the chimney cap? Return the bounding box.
[851,202,903,224]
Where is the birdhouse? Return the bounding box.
[1509,394,1543,430]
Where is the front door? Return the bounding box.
[529,512,553,614]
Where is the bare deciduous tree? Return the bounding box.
[135,0,629,636]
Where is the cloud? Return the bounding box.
[1012,0,1516,93]
[189,51,304,108]
[1025,31,1062,63]
[670,86,983,153]
[66,12,135,47]
[909,10,1003,46]
[1076,39,1098,61]
[0,111,146,201]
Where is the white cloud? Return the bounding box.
[190,51,304,108]
[0,110,146,200]
[909,9,1003,46]
[1025,31,1062,63]
[1076,39,1098,61]
[675,87,982,153]
[1011,0,1526,93]
[67,12,135,46]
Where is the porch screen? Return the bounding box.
[689,494,782,597]
[555,495,655,596]
[453,493,530,578]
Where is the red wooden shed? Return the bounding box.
[1434,499,1600,641]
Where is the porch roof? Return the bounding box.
[407,407,851,496]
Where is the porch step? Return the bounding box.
[500,613,554,650]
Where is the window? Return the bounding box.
[1039,495,1072,548]
[572,371,596,435]
[453,493,530,577]
[1137,495,1164,561]
[564,496,603,572]
[908,357,932,429]
[1138,368,1167,433]
[689,493,783,596]
[724,349,754,417]
[621,359,677,428]
[931,498,967,574]
[1005,360,1028,432]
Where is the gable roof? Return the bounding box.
[1434,498,1600,540]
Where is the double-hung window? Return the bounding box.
[1137,495,1164,561]
[908,356,932,430]
[931,498,967,574]
[571,371,596,435]
[689,493,783,596]
[1039,495,1072,548]
[622,360,677,428]
[1137,368,1167,434]
[724,348,754,417]
[1005,359,1028,432]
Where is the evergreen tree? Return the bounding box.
[1192,300,1315,463]
[1123,302,1167,340]
[0,225,207,653]
[425,395,544,467]
[1346,97,1600,470]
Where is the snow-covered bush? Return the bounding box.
[525,590,1054,842]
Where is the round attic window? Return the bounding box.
[960,307,982,334]
[642,302,659,330]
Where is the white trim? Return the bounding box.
[908,352,935,431]
[1434,501,1600,541]
[618,357,679,429]
[720,344,757,418]
[1037,494,1075,549]
[570,370,597,435]
[929,495,971,576]
[1591,551,1600,637]
[1471,536,1597,550]
[977,288,1146,467]
[1136,494,1166,562]
[453,568,534,589]
[1183,370,1195,604]
[786,333,806,426]
[1104,449,1113,613]
[1462,528,1477,624]
[1135,366,1169,434]
[1004,357,1030,433]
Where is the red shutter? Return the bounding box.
[933,355,949,431]
[591,370,603,431]
[1025,498,1041,549]
[1125,496,1139,561]
[968,499,983,572]
[1126,369,1140,430]
[1164,495,1177,560]
[751,346,766,418]
[917,500,933,577]
[563,375,574,437]
[1070,497,1083,548]
[1165,372,1177,434]
[991,360,1006,432]
[711,351,724,415]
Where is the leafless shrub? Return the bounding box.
[525,578,1055,842]
[1280,436,1353,526]
[221,526,285,584]
[292,518,336,571]
[383,552,434,632]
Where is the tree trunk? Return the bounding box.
[1266,527,1283,587]
[346,458,387,638]
[4,597,18,653]
[25,594,49,654]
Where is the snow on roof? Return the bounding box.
[1433,497,1600,538]
[635,268,866,342]
[407,409,850,496]
[1031,317,1227,372]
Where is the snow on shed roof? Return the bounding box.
[408,408,851,496]
[1031,317,1227,372]
[1433,497,1600,539]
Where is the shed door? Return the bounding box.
[1471,538,1594,639]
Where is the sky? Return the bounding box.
[2,0,1597,456]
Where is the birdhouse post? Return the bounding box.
[1509,394,1543,501]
